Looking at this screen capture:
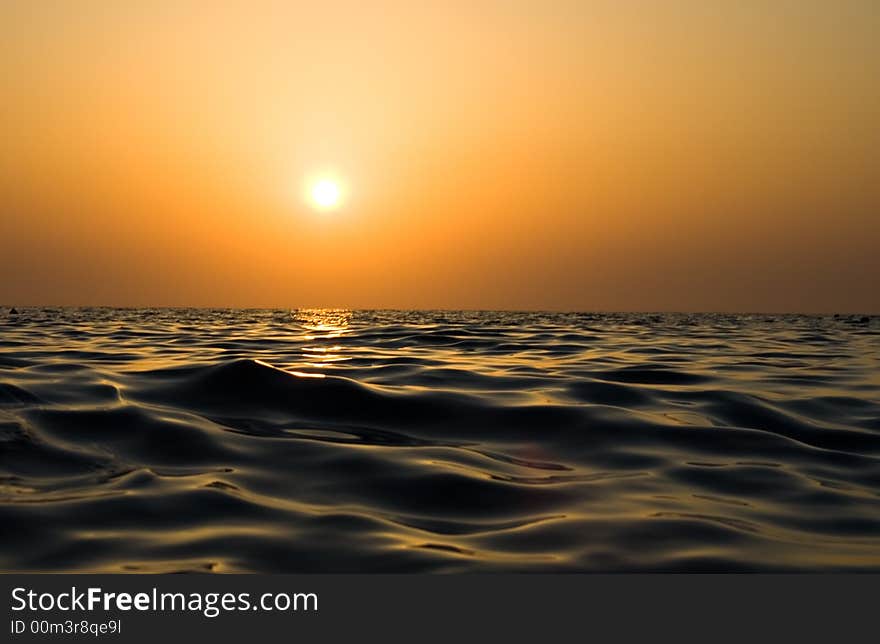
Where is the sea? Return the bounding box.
[1,308,878,572]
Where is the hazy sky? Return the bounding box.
[2,1,878,311]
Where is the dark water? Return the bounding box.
[1,308,879,572]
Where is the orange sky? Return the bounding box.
[1,1,878,312]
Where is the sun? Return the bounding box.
[309,178,342,210]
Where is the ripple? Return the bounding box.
[0,309,878,572]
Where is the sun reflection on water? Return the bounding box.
[293,308,353,371]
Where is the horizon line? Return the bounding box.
[2,305,877,317]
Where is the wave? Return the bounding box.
[0,309,878,572]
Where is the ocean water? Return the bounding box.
[1,308,878,572]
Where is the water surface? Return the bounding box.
[1,308,879,572]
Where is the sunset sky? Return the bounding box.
[2,1,878,312]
